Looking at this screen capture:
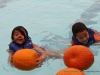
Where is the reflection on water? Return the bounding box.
[0,0,12,8]
[39,31,70,50]
[77,0,100,25]
[69,0,100,27]
[90,43,100,56]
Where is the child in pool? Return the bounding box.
[71,22,100,47]
[7,26,61,66]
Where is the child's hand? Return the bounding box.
[8,56,13,65]
[7,50,14,65]
[34,45,47,67]
[36,56,44,67]
[94,30,100,35]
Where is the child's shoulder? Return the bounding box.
[88,28,94,34]
[9,42,15,46]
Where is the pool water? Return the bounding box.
[0,0,100,75]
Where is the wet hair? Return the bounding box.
[11,26,28,40]
[72,22,88,37]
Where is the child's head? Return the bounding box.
[11,26,28,45]
[72,22,89,44]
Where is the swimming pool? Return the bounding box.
[0,0,100,75]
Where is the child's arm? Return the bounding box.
[93,30,100,34]
[33,44,47,66]
[40,46,63,59]
[7,49,14,64]
[93,30,100,42]
[70,40,76,46]
[93,34,100,42]
[46,49,62,59]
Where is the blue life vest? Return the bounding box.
[9,37,33,52]
[72,28,96,47]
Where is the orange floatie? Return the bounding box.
[56,68,85,75]
[63,45,94,70]
[12,49,39,71]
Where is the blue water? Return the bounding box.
[0,0,100,75]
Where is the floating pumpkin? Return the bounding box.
[56,68,85,75]
[12,49,39,71]
[63,45,94,70]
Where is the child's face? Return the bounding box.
[76,30,89,44]
[13,30,25,45]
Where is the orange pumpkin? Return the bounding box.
[63,45,94,70]
[56,68,85,75]
[12,49,39,71]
